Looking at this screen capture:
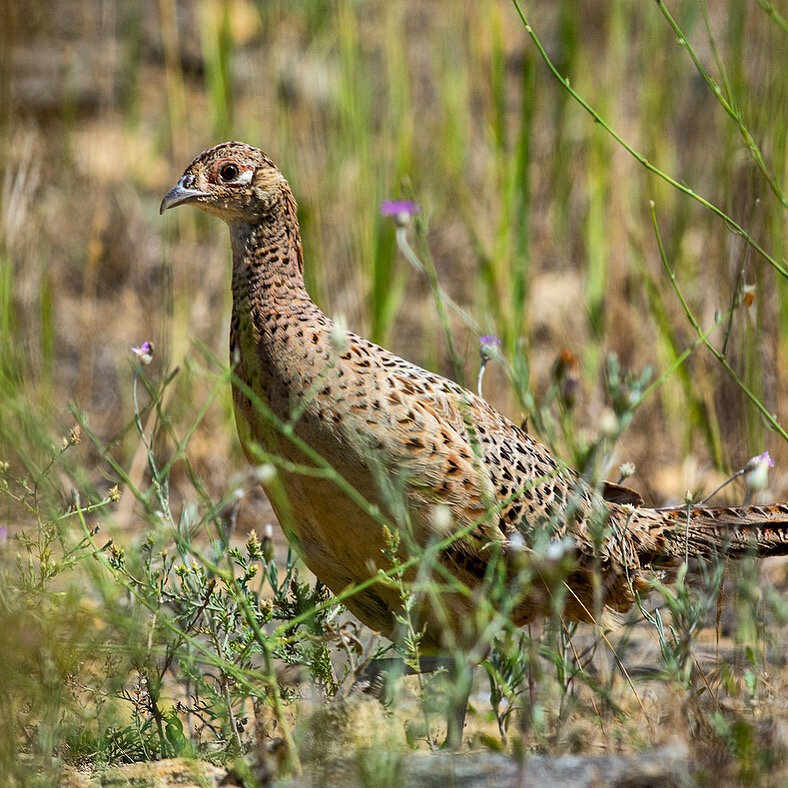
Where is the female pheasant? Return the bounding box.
[161,142,788,653]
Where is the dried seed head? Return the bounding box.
[246,530,263,562]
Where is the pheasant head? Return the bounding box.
[159,141,292,225]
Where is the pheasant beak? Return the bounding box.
[159,175,209,214]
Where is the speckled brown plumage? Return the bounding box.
[161,142,788,650]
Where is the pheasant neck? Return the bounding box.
[229,210,311,310]
[227,202,331,421]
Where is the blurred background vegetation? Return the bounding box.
[2,0,788,783]
[3,0,788,500]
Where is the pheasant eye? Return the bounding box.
[219,163,239,181]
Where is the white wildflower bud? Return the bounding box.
[430,504,452,535]
[545,537,575,561]
[744,452,774,492]
[261,524,274,563]
[255,464,277,483]
[618,461,635,480]
[598,408,618,438]
[508,532,526,553]
[330,314,349,353]
[742,284,756,311]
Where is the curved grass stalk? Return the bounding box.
[649,202,788,443]
[510,0,788,280]
[655,0,787,211]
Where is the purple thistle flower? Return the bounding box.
[479,335,502,360]
[131,341,154,365]
[380,200,420,227]
[380,200,419,217]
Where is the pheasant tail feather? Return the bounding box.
[630,502,788,563]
